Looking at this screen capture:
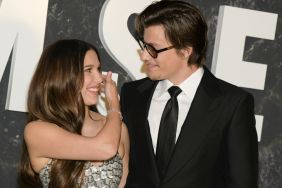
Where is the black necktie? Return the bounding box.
[156,86,182,179]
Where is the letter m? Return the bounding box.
[0,0,48,112]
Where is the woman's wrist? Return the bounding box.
[107,109,123,120]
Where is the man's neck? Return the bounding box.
[169,64,200,85]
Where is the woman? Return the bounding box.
[19,39,129,188]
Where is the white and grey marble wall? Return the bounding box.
[0,0,281,187]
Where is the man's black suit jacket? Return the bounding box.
[120,67,258,188]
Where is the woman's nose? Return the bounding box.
[95,71,103,83]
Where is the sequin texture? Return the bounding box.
[39,154,122,188]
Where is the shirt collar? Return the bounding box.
[179,66,204,100]
[155,67,204,100]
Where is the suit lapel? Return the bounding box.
[133,79,160,185]
[164,67,223,182]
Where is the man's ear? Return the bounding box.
[181,47,193,58]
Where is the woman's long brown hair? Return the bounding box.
[18,39,100,188]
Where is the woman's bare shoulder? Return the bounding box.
[24,120,62,142]
[25,120,56,132]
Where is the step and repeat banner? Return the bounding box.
[0,0,281,187]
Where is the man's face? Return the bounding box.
[140,25,191,85]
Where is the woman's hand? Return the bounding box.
[102,71,120,111]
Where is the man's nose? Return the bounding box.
[140,48,152,61]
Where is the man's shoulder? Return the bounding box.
[202,67,252,98]
[123,77,149,86]
[215,77,253,100]
[122,77,155,91]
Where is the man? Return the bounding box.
[120,1,258,187]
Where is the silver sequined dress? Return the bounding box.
[39,154,123,188]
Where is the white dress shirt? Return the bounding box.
[148,67,204,153]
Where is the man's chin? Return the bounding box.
[147,74,162,81]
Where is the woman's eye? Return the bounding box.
[84,68,92,73]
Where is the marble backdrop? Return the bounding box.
[0,0,281,187]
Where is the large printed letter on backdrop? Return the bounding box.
[212,6,278,141]
[0,0,48,112]
[99,0,155,80]
[97,0,155,114]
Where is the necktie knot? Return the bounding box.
[168,86,182,98]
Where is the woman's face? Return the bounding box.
[81,50,103,106]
